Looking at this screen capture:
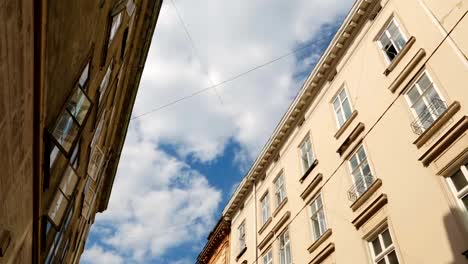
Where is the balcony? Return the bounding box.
[347,174,376,203]
[410,98,447,135]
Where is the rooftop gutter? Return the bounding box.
[223,0,381,219]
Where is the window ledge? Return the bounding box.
[413,101,461,148]
[258,217,272,235]
[299,159,319,183]
[307,229,333,253]
[383,36,416,76]
[352,194,388,230]
[236,246,247,261]
[334,110,358,139]
[308,242,335,264]
[272,211,291,234]
[300,173,323,201]
[389,48,426,93]
[350,178,382,212]
[258,231,274,251]
[272,197,288,217]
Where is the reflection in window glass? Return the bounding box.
[109,13,122,46]
[59,166,79,199]
[66,87,91,125]
[126,0,135,16]
[48,191,69,227]
[52,110,79,153]
[79,62,90,88]
[99,60,113,104]
[50,146,60,169]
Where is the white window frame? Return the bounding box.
[108,12,122,47]
[348,145,374,197]
[262,248,273,264]
[260,192,271,225]
[404,71,445,132]
[278,229,292,264]
[446,162,468,214]
[238,221,246,252]
[274,172,287,207]
[309,194,327,241]
[377,18,408,63]
[299,135,315,173]
[332,87,353,128]
[368,227,400,264]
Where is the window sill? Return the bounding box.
[299,159,319,183]
[272,211,291,234]
[307,229,333,253]
[258,217,272,235]
[272,197,288,217]
[308,242,335,264]
[350,178,382,212]
[334,110,358,139]
[413,101,461,148]
[388,48,426,94]
[300,173,323,201]
[236,246,247,261]
[352,194,388,230]
[383,36,416,76]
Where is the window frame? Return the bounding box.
[238,221,246,252]
[377,17,408,64]
[262,248,273,264]
[368,227,401,264]
[348,145,374,196]
[332,87,353,128]
[274,171,287,208]
[446,162,468,214]
[309,194,328,241]
[278,229,292,264]
[260,192,271,225]
[108,11,123,47]
[299,135,315,174]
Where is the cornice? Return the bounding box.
[197,217,231,264]
[223,0,381,219]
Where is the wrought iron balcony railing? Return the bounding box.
[347,174,375,203]
[410,98,447,135]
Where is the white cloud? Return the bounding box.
[84,0,353,263]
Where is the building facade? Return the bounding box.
[219,0,468,263]
[0,0,162,263]
[197,217,231,264]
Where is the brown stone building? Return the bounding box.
[197,217,231,264]
[0,0,162,263]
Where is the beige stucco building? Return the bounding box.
[218,0,468,263]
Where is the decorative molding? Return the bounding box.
[197,217,231,264]
[272,198,288,217]
[389,48,426,93]
[258,217,272,235]
[352,194,388,230]
[299,160,319,183]
[235,247,247,262]
[419,116,468,167]
[384,36,416,76]
[308,242,335,264]
[272,211,291,234]
[413,101,461,148]
[337,122,365,156]
[307,229,333,253]
[350,178,383,212]
[258,231,274,251]
[334,110,358,139]
[300,173,323,200]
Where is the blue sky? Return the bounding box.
[81,1,353,263]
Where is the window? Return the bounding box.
[126,0,135,16]
[238,222,246,252]
[406,72,446,135]
[310,194,327,241]
[274,172,287,207]
[278,230,292,264]
[378,19,407,62]
[260,193,271,225]
[262,249,273,264]
[48,165,78,227]
[300,136,315,173]
[348,146,374,201]
[99,59,114,104]
[332,88,353,127]
[369,228,400,264]
[66,87,91,125]
[88,146,105,181]
[109,12,122,46]
[447,162,468,212]
[78,61,90,88]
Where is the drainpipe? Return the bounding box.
[253,177,258,264]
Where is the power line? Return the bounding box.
[130,37,318,121]
[169,0,224,105]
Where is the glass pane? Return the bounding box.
[333,97,341,113]
[462,195,468,211]
[342,98,352,120]
[66,87,91,125]
[52,110,79,153]
[59,166,78,198]
[407,87,421,105]
[362,162,372,177]
[382,229,393,248]
[339,89,347,102]
[79,62,90,88]
[417,74,432,92]
[379,33,391,48]
[394,32,406,50]
[450,170,468,192]
[372,237,383,256]
[358,147,366,161]
[50,146,60,169]
[336,108,345,126]
[48,191,69,227]
[312,217,320,240]
[318,210,327,233]
[387,251,399,264]
[350,155,359,170]
[377,259,386,264]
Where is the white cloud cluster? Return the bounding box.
[84,0,353,263]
